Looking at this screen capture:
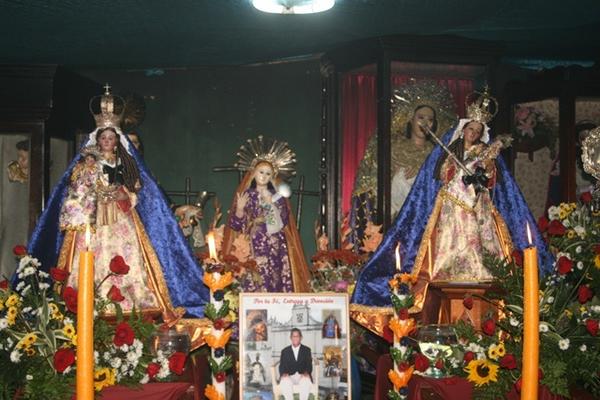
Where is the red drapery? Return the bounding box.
[340,74,474,215]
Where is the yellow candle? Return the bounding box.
[76,225,94,400]
[207,231,217,261]
[522,223,539,400]
[395,243,401,273]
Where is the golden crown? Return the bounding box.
[89,84,125,129]
[235,135,297,182]
[465,86,498,124]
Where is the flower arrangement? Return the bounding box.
[0,249,183,400]
[430,193,600,399]
[387,272,418,400]
[309,248,365,294]
[512,104,558,154]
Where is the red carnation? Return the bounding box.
[53,348,75,373]
[147,362,160,379]
[62,286,78,313]
[581,191,593,204]
[538,216,549,233]
[398,308,410,320]
[547,220,566,236]
[586,319,599,336]
[168,352,187,375]
[215,371,226,383]
[463,296,474,310]
[213,319,226,330]
[511,250,523,267]
[107,285,125,303]
[499,354,517,370]
[482,318,496,336]
[557,256,573,275]
[435,359,444,370]
[0,280,8,290]
[578,285,594,304]
[12,245,27,256]
[398,362,410,371]
[50,267,69,282]
[113,322,135,347]
[109,255,130,275]
[463,351,475,363]
[413,353,429,372]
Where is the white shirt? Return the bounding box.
[292,344,300,361]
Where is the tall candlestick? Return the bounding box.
[522,222,539,400]
[77,225,94,400]
[207,231,217,260]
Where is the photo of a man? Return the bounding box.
[278,328,312,400]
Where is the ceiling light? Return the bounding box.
[252,0,335,14]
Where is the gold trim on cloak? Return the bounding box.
[349,193,513,337]
[57,209,210,350]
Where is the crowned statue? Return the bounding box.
[222,136,310,292]
[24,86,209,347]
[351,87,554,335]
[350,80,457,244]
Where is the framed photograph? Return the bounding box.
[239,293,352,400]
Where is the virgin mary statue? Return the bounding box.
[24,87,209,344]
[350,89,554,335]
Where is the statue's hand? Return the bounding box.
[236,192,249,213]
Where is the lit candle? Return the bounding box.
[207,231,217,261]
[395,243,401,273]
[76,225,94,400]
[522,222,539,400]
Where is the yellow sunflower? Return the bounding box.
[595,255,600,269]
[496,343,506,358]
[94,368,116,391]
[487,344,499,360]
[567,230,576,239]
[6,294,20,307]
[24,347,36,357]
[63,324,76,338]
[465,359,499,386]
[23,333,37,346]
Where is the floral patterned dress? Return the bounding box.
[228,188,293,292]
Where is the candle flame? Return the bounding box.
[207,231,217,260]
[85,225,91,249]
[526,222,532,246]
[395,243,401,272]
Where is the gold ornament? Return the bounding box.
[235,135,297,182]
[89,83,125,129]
[465,86,498,125]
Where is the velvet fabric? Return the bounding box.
[351,128,554,308]
[24,134,209,317]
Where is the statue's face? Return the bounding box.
[99,130,118,152]
[17,149,28,170]
[411,106,435,138]
[463,121,484,146]
[253,163,274,186]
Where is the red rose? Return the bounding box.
[113,322,135,347]
[463,296,474,310]
[463,351,475,363]
[482,318,496,336]
[435,359,444,370]
[398,362,410,371]
[515,378,522,393]
[557,256,573,275]
[538,216,549,233]
[215,371,226,383]
[109,256,130,275]
[398,308,410,320]
[511,250,523,267]
[147,362,160,379]
[581,191,593,204]
[168,352,187,375]
[107,285,125,302]
[213,319,225,330]
[578,285,594,304]
[594,244,600,255]
[413,353,429,372]
[0,280,8,289]
[62,286,78,313]
[499,354,517,370]
[53,348,75,373]
[12,245,27,256]
[50,267,69,282]
[547,220,566,236]
[586,319,599,336]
